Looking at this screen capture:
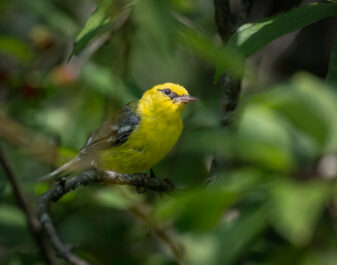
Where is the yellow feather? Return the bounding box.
[100,83,187,173]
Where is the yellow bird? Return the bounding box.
[41,83,198,180]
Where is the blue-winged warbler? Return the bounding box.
[41,83,198,181]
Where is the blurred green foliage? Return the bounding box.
[1,0,337,265]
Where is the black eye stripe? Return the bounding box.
[170,91,178,99]
[158,88,179,99]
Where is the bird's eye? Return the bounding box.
[163,88,171,95]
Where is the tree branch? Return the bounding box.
[213,0,237,43]
[0,147,56,265]
[37,169,174,265]
[213,0,244,126]
[208,1,246,181]
[218,74,242,126]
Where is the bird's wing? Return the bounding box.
[80,102,140,154]
[40,102,140,181]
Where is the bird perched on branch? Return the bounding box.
[41,83,198,181]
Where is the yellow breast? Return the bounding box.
[99,109,183,174]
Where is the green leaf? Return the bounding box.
[154,170,261,231]
[180,28,245,79]
[327,37,337,83]
[237,104,295,172]
[68,0,129,61]
[217,3,337,81]
[181,233,219,265]
[270,179,328,246]
[153,187,239,231]
[228,3,337,58]
[255,73,337,152]
[214,206,268,265]
[181,206,268,265]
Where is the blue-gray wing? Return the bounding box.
[39,102,140,181]
[80,102,140,154]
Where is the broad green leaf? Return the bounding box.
[180,28,245,79]
[68,0,129,61]
[154,170,261,231]
[68,0,111,60]
[228,3,337,58]
[0,36,33,63]
[291,74,337,152]
[154,187,239,231]
[237,104,295,172]
[181,206,269,265]
[255,73,337,152]
[214,206,268,265]
[211,168,263,190]
[327,37,337,83]
[216,3,337,79]
[270,179,328,246]
[181,233,218,265]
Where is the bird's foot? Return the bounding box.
[132,172,174,193]
[150,168,156,178]
[133,173,148,193]
[56,176,68,190]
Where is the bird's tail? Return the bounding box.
[39,156,82,182]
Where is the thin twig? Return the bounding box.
[0,147,56,265]
[37,169,174,265]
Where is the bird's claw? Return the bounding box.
[56,176,67,188]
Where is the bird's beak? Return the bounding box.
[174,94,199,103]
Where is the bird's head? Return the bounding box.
[139,83,198,116]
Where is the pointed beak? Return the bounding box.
[174,94,199,103]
